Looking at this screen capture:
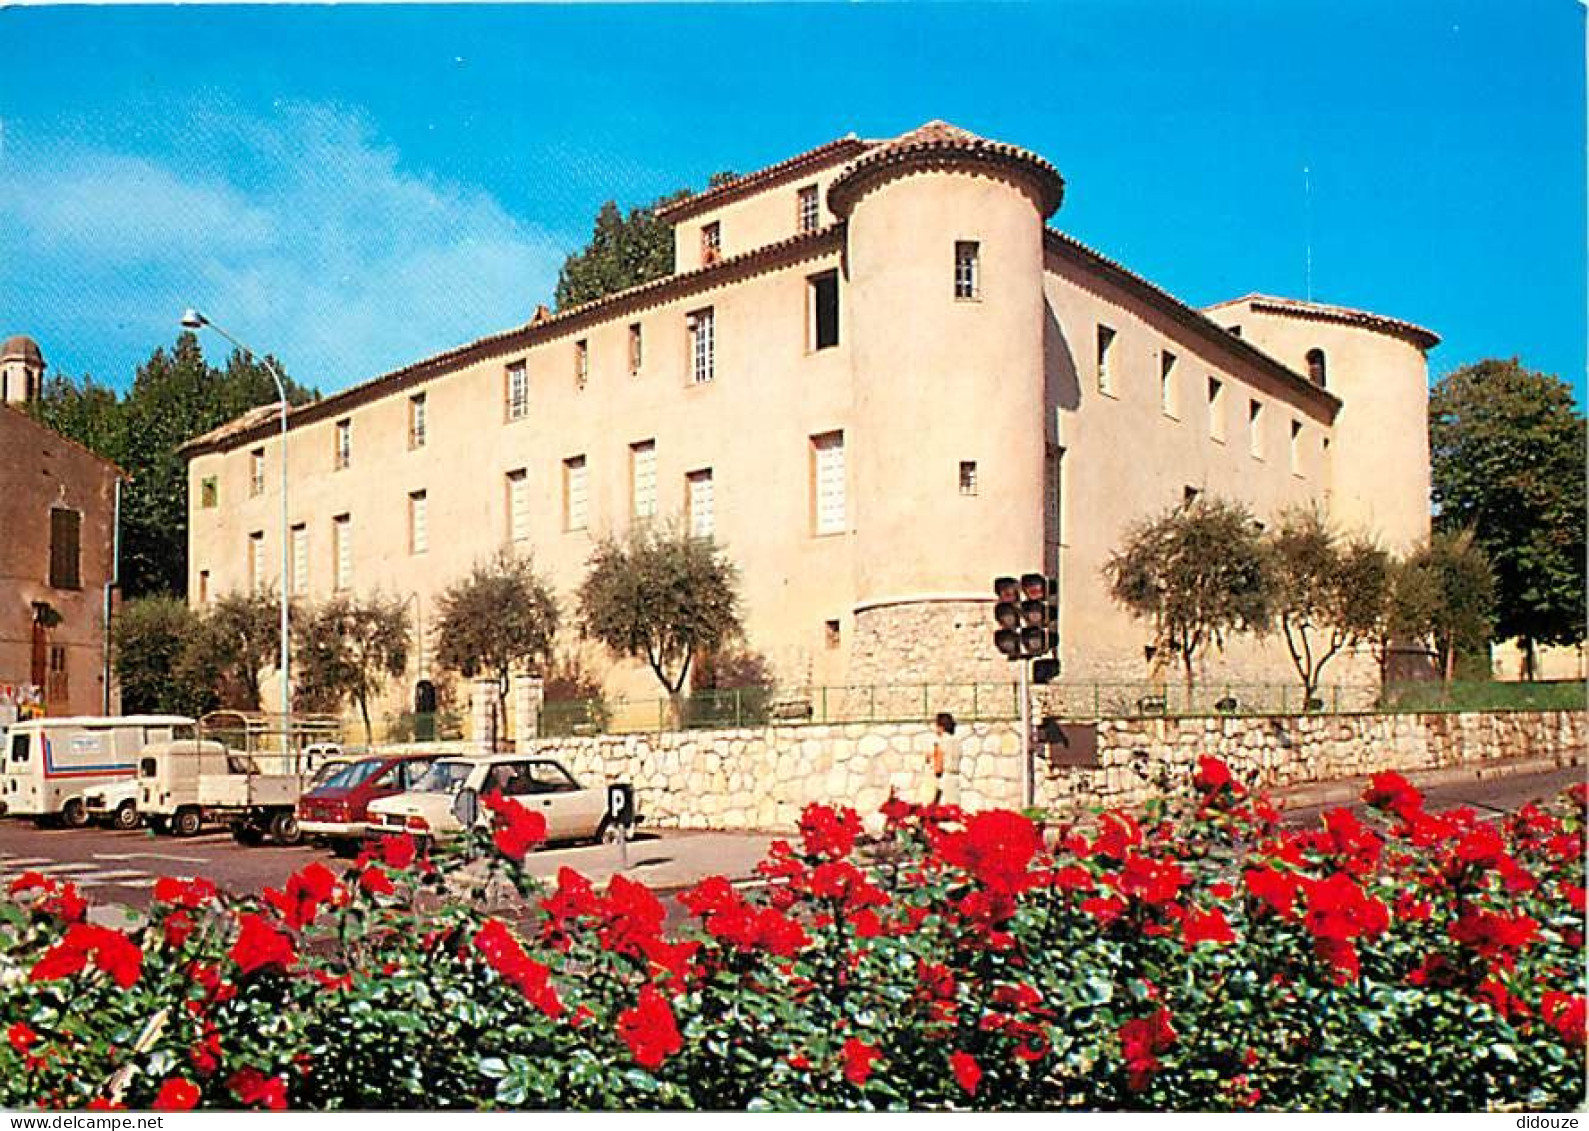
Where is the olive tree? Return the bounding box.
[434,550,560,744]
[113,596,217,716]
[182,590,281,710]
[1104,496,1275,695]
[576,521,742,722]
[293,594,411,745]
[1267,509,1391,703]
[1395,530,1496,685]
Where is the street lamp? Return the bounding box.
[180,309,293,735]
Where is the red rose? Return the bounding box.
[264,862,339,930]
[7,1022,38,1055]
[1542,993,1587,1048]
[1119,1008,1176,1092]
[154,876,219,910]
[799,804,862,860]
[357,867,394,896]
[616,984,682,1070]
[950,1050,982,1095]
[1449,909,1539,960]
[841,1037,881,1086]
[1244,865,1301,918]
[473,919,563,1018]
[227,1067,287,1110]
[230,913,297,976]
[153,1077,201,1111]
[1116,853,1190,906]
[1181,906,1235,948]
[1363,771,1423,821]
[936,810,1042,896]
[483,793,547,860]
[1081,895,1127,926]
[164,911,195,948]
[1091,811,1143,860]
[1192,756,1233,792]
[29,923,142,989]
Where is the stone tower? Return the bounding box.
[1,335,45,407]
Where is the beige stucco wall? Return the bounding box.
[672,159,853,273]
[0,407,120,718]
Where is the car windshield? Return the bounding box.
[411,761,474,794]
[314,759,386,792]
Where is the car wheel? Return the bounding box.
[171,808,203,838]
[268,811,302,846]
[61,799,90,829]
[596,817,624,846]
[232,824,265,847]
[111,801,140,831]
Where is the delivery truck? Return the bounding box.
[1,715,196,827]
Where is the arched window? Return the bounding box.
[1306,348,1327,388]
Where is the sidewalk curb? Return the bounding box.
[1275,751,1585,811]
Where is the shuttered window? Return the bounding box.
[687,469,714,539]
[48,508,81,589]
[248,531,265,594]
[812,432,846,536]
[506,469,529,542]
[333,515,352,591]
[291,524,308,596]
[564,457,588,531]
[409,491,428,555]
[631,440,657,519]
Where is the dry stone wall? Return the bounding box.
[520,709,1586,833]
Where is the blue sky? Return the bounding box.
[2,1,1583,403]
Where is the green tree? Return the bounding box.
[112,596,217,717]
[1104,497,1275,695]
[1430,358,1586,677]
[434,550,560,743]
[1267,509,1391,703]
[31,374,126,463]
[552,173,736,311]
[183,590,282,711]
[293,594,411,745]
[1396,530,1497,685]
[576,521,743,719]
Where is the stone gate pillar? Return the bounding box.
[513,674,545,751]
[470,677,501,752]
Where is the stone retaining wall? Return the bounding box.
[522,709,1586,833]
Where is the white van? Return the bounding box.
[1,715,197,827]
[139,738,312,844]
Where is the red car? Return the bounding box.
[297,754,439,855]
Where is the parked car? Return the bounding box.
[139,739,311,844]
[83,779,142,830]
[1,716,196,827]
[366,754,626,847]
[298,753,440,855]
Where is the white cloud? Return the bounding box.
[0,103,567,392]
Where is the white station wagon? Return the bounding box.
[365,754,623,846]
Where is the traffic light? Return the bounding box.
[992,573,1058,662]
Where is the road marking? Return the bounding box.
[0,857,54,869]
[92,852,210,864]
[71,870,149,885]
[0,861,99,876]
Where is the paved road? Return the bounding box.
[1280,763,1583,827]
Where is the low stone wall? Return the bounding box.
[523,709,1587,833]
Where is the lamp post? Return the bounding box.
[180,310,292,734]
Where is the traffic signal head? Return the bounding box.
[994,576,1021,603]
[993,572,1059,661]
[994,628,1023,660]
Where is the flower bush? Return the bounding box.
[0,761,1583,1111]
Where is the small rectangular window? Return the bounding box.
[575,340,589,390]
[628,324,643,375]
[506,469,529,543]
[825,619,841,649]
[49,507,81,590]
[290,524,308,596]
[409,394,427,448]
[505,361,529,421]
[200,476,218,509]
[1249,399,1265,460]
[687,468,715,539]
[809,271,840,351]
[250,448,265,496]
[333,514,352,591]
[1290,420,1304,476]
[248,531,265,594]
[1096,326,1116,395]
[1160,351,1178,418]
[1184,485,1202,505]
[798,185,820,233]
[631,440,657,520]
[701,221,721,261]
[198,570,210,604]
[1207,378,1225,442]
[334,419,352,470]
[959,460,978,496]
[689,308,715,384]
[812,431,846,536]
[564,456,588,531]
[409,490,428,555]
[954,241,980,300]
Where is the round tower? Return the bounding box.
[1,335,45,406]
[827,122,1064,685]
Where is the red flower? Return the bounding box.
[950,1050,982,1095]
[12,873,88,923]
[808,860,890,912]
[357,866,394,896]
[472,919,563,1018]
[1541,993,1587,1048]
[1081,895,1127,926]
[841,1037,881,1086]
[1091,811,1143,860]
[153,1077,201,1111]
[1363,771,1423,821]
[154,876,218,910]
[230,913,297,976]
[379,834,417,870]
[1452,824,1506,869]
[616,984,682,1070]
[7,1022,38,1055]
[1118,1008,1176,1092]
[1181,906,1235,948]
[1192,756,1234,792]
[1047,864,1095,892]
[799,804,862,860]
[164,910,195,948]
[483,793,547,860]
[1300,873,1388,942]
[227,1067,287,1110]
[263,862,339,930]
[936,810,1042,896]
[29,923,142,989]
[1116,853,1190,906]
[1449,909,1539,961]
[1244,865,1301,918]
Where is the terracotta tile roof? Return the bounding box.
[1204,293,1441,351]
[654,135,874,223]
[1043,228,1341,415]
[183,226,845,456]
[828,119,1066,219]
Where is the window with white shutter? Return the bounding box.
[631,441,657,519]
[506,362,528,421]
[506,469,529,542]
[812,431,846,536]
[409,491,428,555]
[291,524,308,596]
[333,514,352,591]
[250,448,265,496]
[689,308,715,384]
[564,456,588,531]
[687,469,714,539]
[248,531,265,594]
